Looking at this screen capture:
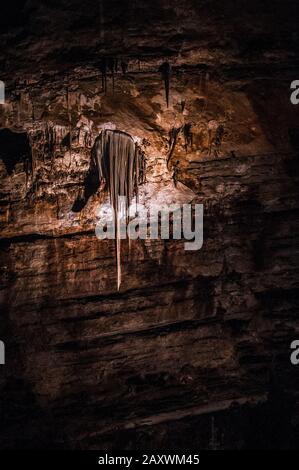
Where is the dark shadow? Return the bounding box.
[71,142,101,212]
[0,378,65,449]
[288,127,299,152]
[0,128,32,175]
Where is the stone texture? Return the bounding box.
[0,0,299,449]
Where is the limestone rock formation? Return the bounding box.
[0,0,299,449]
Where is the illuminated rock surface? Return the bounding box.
[0,0,299,449]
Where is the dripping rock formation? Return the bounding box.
[0,0,299,450]
[76,129,145,289]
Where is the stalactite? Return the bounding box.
[93,130,143,211]
[207,121,224,157]
[139,150,147,184]
[16,94,21,124]
[29,91,35,121]
[100,58,107,93]
[24,134,33,189]
[95,130,143,288]
[107,58,117,93]
[214,124,224,156]
[74,130,145,289]
[159,62,171,107]
[44,123,58,165]
[66,80,72,167]
[28,133,36,182]
[99,58,119,93]
[167,126,181,169]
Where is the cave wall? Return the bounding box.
[0,0,299,449]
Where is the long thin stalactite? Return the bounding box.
[92,129,144,289]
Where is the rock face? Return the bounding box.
[1,0,299,449]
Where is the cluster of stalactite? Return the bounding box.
[207,121,225,157]
[93,129,144,211]
[99,57,172,104]
[73,129,145,289]
[29,124,69,166]
[95,129,145,288]
[99,58,129,93]
[28,122,93,171]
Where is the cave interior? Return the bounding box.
[0,0,299,450]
